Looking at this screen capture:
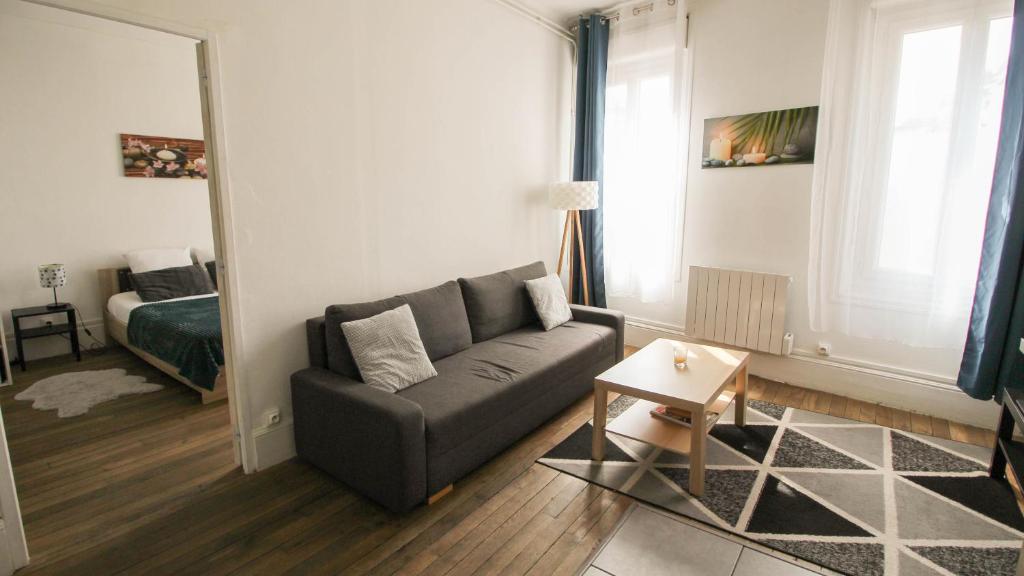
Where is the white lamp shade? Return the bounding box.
[549,181,599,210]
[38,264,66,288]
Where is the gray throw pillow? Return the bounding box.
[130,264,215,303]
[341,304,437,393]
[525,274,573,330]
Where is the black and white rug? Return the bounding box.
[538,397,1024,576]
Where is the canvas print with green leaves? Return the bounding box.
[701,106,818,169]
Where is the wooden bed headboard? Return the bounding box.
[97,267,132,309]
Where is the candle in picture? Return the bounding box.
[709,133,732,161]
[155,148,177,161]
[743,145,767,165]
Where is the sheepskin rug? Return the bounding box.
[15,369,163,417]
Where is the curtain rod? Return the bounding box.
[570,0,677,31]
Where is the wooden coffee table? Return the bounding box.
[591,339,750,496]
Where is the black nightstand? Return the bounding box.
[11,304,81,372]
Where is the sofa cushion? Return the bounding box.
[396,320,616,459]
[325,296,404,379]
[325,281,473,379]
[525,273,572,330]
[425,367,604,494]
[399,281,473,362]
[458,261,547,343]
[342,304,438,393]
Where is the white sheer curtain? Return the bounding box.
[603,0,688,304]
[808,0,1012,349]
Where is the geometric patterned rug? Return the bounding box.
[538,397,1023,576]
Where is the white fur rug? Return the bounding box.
[15,369,164,418]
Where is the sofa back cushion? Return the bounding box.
[458,261,547,343]
[400,281,473,361]
[324,280,473,379]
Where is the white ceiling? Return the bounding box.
[515,0,615,26]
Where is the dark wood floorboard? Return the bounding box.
[2,348,629,575]
[1,345,996,575]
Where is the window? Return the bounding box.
[603,4,687,305]
[808,0,1012,349]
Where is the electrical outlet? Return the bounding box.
[817,342,832,357]
[265,409,281,427]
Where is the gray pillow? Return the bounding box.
[458,261,547,342]
[130,264,215,303]
[341,304,437,393]
[205,260,218,288]
[325,296,404,379]
[525,273,573,330]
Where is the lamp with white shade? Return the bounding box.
[549,181,598,306]
[38,264,68,310]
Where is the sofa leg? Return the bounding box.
[428,484,453,505]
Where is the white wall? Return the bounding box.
[613,0,997,427]
[0,3,214,361]
[18,0,574,468]
[616,0,958,378]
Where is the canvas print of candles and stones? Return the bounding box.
[701,106,818,169]
[120,133,208,179]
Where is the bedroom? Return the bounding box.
[0,2,241,567]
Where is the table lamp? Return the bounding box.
[549,181,598,306]
[38,264,68,309]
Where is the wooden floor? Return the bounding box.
[740,363,998,448]
[0,346,997,575]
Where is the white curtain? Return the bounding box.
[603,0,688,304]
[808,0,1012,349]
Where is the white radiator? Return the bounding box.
[685,266,791,355]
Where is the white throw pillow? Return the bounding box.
[125,247,192,274]
[341,304,437,393]
[525,273,573,331]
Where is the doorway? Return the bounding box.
[0,2,248,571]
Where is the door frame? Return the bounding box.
[1,2,251,570]
[16,1,256,468]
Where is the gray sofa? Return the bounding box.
[291,262,624,512]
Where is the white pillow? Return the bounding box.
[341,304,437,393]
[525,273,573,330]
[125,247,192,274]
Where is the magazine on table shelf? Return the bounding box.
[649,405,720,428]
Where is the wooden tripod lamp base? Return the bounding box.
[556,210,590,306]
[549,181,599,307]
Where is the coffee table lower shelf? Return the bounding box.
[606,393,734,457]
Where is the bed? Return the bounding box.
[99,267,227,404]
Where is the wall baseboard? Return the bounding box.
[625,321,1000,430]
[252,419,295,471]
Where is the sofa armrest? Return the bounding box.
[290,367,426,512]
[570,304,626,362]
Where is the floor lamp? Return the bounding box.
[549,181,599,306]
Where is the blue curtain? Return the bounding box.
[957,0,1024,400]
[571,14,609,308]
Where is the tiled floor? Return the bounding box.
[581,504,838,576]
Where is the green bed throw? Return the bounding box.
[127,296,223,391]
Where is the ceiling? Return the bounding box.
[515,0,615,26]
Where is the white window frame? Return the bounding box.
[835,0,1011,314]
